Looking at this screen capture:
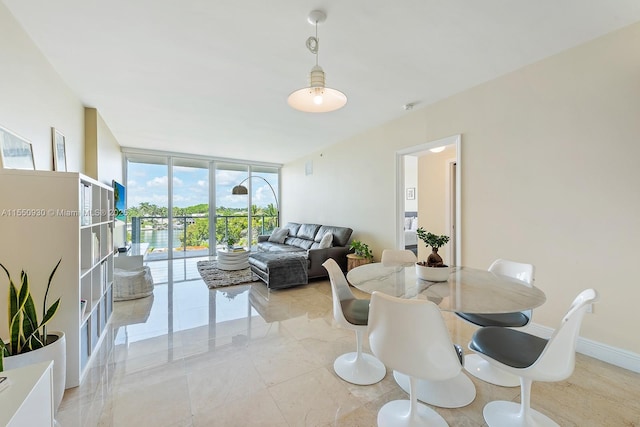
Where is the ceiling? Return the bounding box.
[4,1,639,164]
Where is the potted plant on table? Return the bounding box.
[0,259,66,413]
[415,228,451,281]
[350,240,373,260]
[348,240,374,270]
[225,234,238,249]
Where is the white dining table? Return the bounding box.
[346,262,547,408]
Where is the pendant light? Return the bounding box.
[287,10,347,113]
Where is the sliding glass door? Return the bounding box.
[214,163,279,251]
[215,163,249,250]
[247,166,279,247]
[172,158,210,258]
[125,151,280,259]
[126,155,170,261]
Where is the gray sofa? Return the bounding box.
[250,222,353,288]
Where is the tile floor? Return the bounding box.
[57,258,640,426]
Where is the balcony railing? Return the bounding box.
[129,214,278,258]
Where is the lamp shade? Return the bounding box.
[231,185,248,195]
[288,86,347,113]
[288,66,347,112]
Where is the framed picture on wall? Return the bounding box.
[0,125,35,170]
[406,187,415,200]
[52,127,67,171]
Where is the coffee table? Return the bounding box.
[217,247,249,270]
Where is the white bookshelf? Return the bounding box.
[0,170,114,388]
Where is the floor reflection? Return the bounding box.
[56,258,640,427]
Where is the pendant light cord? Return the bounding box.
[306,20,319,66]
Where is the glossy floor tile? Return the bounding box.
[57,259,640,426]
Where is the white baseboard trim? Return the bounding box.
[527,323,640,374]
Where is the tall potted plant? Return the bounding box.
[0,259,66,413]
[415,228,451,281]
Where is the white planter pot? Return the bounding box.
[3,331,66,414]
[415,263,450,282]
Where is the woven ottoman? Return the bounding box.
[249,252,308,289]
[114,266,154,301]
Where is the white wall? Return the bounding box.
[85,107,123,185]
[0,4,85,172]
[0,5,122,182]
[416,148,455,264]
[282,22,640,355]
[404,156,418,212]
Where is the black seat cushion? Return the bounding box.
[340,298,370,326]
[470,326,548,369]
[456,311,529,327]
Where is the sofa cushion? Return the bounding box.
[314,225,353,247]
[318,232,333,249]
[282,222,301,237]
[310,232,334,249]
[297,224,321,240]
[268,227,289,243]
[284,236,314,250]
[257,241,306,253]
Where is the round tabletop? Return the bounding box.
[346,263,546,314]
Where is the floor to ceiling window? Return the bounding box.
[247,166,279,247]
[172,158,210,258]
[215,163,279,250]
[123,150,280,260]
[126,155,170,260]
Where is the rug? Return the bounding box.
[197,260,260,289]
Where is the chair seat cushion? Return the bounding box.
[470,326,548,369]
[340,298,370,326]
[456,311,529,327]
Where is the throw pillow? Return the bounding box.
[318,232,333,249]
[268,227,289,243]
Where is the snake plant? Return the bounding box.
[0,259,61,371]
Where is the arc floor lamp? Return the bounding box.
[231,176,279,225]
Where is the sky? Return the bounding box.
[125,163,278,210]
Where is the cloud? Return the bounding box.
[216,170,245,186]
[147,176,168,187]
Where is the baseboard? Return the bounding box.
[527,323,640,374]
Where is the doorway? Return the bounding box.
[396,135,462,266]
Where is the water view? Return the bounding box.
[140,229,182,249]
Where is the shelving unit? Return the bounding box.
[0,170,114,388]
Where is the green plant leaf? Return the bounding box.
[22,294,43,352]
[9,309,22,356]
[0,338,5,372]
[8,278,22,355]
[1,263,18,340]
[42,259,61,341]
[43,259,61,324]
[23,293,39,335]
[40,298,60,330]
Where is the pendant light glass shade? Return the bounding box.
[288,65,347,112]
[288,10,347,113]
